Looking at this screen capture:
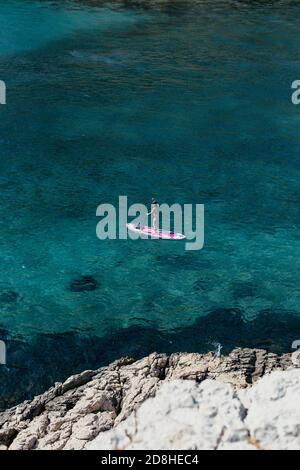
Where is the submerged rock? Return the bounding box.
[0,348,297,450]
[231,281,257,299]
[0,291,19,304]
[69,276,98,293]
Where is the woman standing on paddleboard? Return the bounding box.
[148,199,159,233]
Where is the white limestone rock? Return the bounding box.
[0,349,297,451]
[88,379,248,450]
[242,369,300,450]
[87,369,300,451]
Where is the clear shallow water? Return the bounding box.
[0,0,300,408]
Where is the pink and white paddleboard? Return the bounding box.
[126,223,186,240]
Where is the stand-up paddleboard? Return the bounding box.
[127,223,186,240]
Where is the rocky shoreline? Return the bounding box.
[0,347,298,450]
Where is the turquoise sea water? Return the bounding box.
[0,0,300,409]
